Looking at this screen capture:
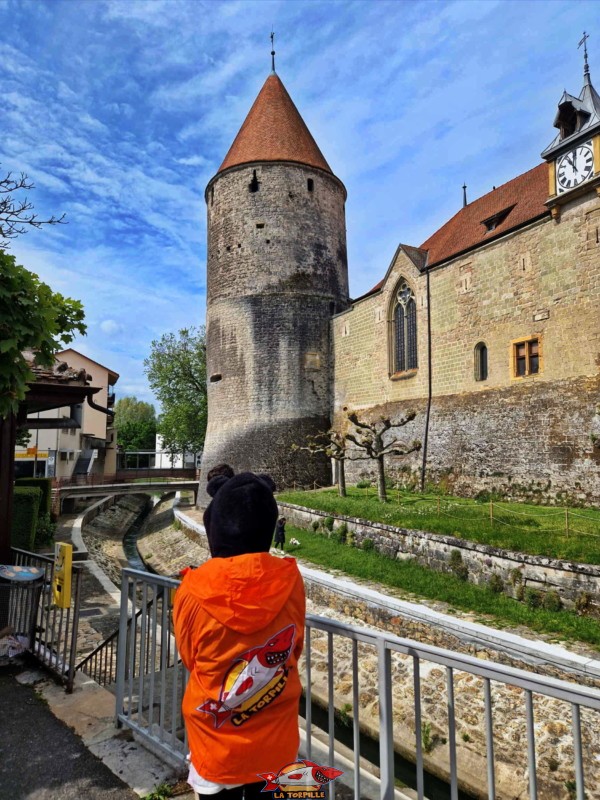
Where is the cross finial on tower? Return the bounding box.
[270,30,276,73]
[579,31,590,83]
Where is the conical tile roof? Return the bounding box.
[218,73,332,174]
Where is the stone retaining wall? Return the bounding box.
[279,501,600,611]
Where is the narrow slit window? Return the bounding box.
[249,170,259,193]
[474,342,488,381]
[307,178,314,192]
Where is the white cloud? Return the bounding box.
[99,319,123,335]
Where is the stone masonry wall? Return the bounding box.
[333,189,600,503]
[279,501,600,610]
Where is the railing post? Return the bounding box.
[115,571,131,727]
[378,640,394,800]
[66,566,83,693]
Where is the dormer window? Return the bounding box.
[558,103,578,139]
[555,98,591,141]
[481,205,515,233]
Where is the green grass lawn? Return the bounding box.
[284,524,600,650]
[278,487,600,565]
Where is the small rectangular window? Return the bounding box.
[307,178,314,192]
[513,338,540,377]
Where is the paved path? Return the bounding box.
[0,668,138,800]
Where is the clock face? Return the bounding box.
[556,143,595,193]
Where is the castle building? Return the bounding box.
[200,68,349,490]
[334,55,600,503]
[201,53,600,504]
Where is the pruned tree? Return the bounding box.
[346,411,421,502]
[292,429,348,496]
[1,169,65,247]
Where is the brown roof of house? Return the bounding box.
[218,73,332,174]
[358,162,550,300]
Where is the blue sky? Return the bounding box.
[1,0,598,404]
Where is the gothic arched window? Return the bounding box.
[392,280,417,373]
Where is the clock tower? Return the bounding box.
[542,34,600,216]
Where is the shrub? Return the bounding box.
[449,549,468,581]
[11,487,41,551]
[542,591,563,612]
[15,477,52,517]
[323,516,334,532]
[525,588,542,609]
[421,721,434,753]
[461,732,471,743]
[311,519,320,532]
[35,512,56,546]
[356,480,371,489]
[362,538,374,552]
[515,583,525,602]
[346,530,356,547]
[510,568,523,586]
[575,592,592,615]
[489,574,504,594]
[547,756,559,772]
[331,528,346,544]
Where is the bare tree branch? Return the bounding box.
[0,168,66,247]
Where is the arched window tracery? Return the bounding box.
[391,280,417,374]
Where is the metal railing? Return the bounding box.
[115,568,600,799]
[77,596,157,687]
[115,570,186,768]
[11,548,83,692]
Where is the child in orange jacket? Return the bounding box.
[173,472,305,800]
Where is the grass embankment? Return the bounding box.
[285,525,600,650]
[279,487,600,565]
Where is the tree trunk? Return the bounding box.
[338,459,347,497]
[376,456,387,502]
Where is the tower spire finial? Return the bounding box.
[462,183,467,208]
[579,31,590,84]
[270,29,276,73]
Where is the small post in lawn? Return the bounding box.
[565,507,569,537]
[489,500,494,526]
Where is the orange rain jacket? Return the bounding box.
[173,553,305,784]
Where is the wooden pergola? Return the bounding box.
[0,357,102,564]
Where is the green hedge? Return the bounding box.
[15,477,52,517]
[11,487,41,551]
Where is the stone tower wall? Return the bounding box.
[201,162,349,494]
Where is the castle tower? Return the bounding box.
[200,69,349,492]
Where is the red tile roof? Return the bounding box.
[358,163,550,300]
[218,74,332,174]
[421,162,550,267]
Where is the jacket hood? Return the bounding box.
[182,553,301,634]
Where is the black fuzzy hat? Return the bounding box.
[203,472,278,558]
